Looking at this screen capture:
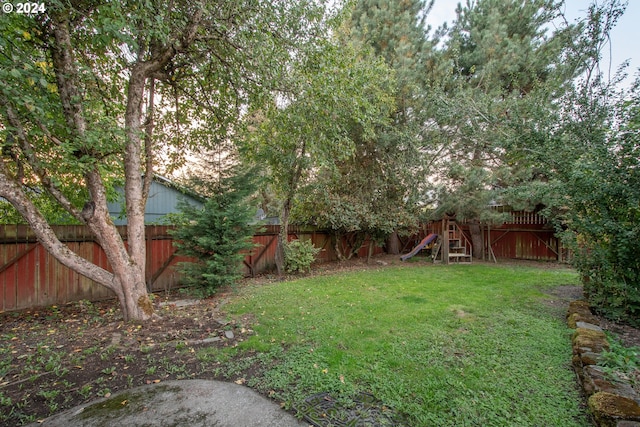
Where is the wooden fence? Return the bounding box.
[0,224,383,312]
[397,212,567,263]
[0,215,562,312]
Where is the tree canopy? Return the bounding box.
[285,0,434,259]
[0,0,335,320]
[422,0,583,256]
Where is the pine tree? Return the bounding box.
[348,0,433,125]
[428,0,580,257]
[170,163,258,297]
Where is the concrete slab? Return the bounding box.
[29,380,310,427]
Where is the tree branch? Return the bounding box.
[142,77,156,201]
[1,97,84,221]
[48,12,87,137]
[0,164,116,289]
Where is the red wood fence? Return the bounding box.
[399,212,567,263]
[0,224,383,312]
[0,216,561,312]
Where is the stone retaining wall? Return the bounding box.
[567,300,640,427]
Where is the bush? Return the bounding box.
[284,239,321,273]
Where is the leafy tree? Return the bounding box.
[241,37,395,273]
[293,133,421,260]
[1,193,79,225]
[562,86,640,324]
[294,0,433,258]
[170,164,258,297]
[521,0,639,324]
[0,0,325,320]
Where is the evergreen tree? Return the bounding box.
[170,163,258,297]
[348,0,433,125]
[428,0,580,257]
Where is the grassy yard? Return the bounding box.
[224,263,591,426]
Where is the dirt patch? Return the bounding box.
[596,316,640,349]
[0,293,253,427]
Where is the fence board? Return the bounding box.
[0,218,561,312]
[0,225,381,312]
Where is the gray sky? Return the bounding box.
[425,0,639,86]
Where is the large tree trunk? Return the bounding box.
[469,220,484,260]
[275,199,291,276]
[82,171,153,321]
[49,13,155,321]
[386,231,400,255]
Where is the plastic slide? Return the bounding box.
[400,233,438,261]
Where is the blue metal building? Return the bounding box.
[107,175,205,225]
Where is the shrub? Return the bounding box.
[284,239,321,273]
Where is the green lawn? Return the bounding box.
[224,263,591,426]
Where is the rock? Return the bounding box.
[212,317,231,326]
[568,300,592,318]
[579,351,602,366]
[584,366,640,403]
[567,300,601,328]
[31,380,308,427]
[188,337,221,346]
[573,354,584,370]
[573,328,610,353]
[110,333,122,346]
[224,330,235,339]
[577,321,604,332]
[568,312,602,329]
[160,299,199,308]
[588,392,640,426]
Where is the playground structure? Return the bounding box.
[399,233,438,261]
[400,218,473,264]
